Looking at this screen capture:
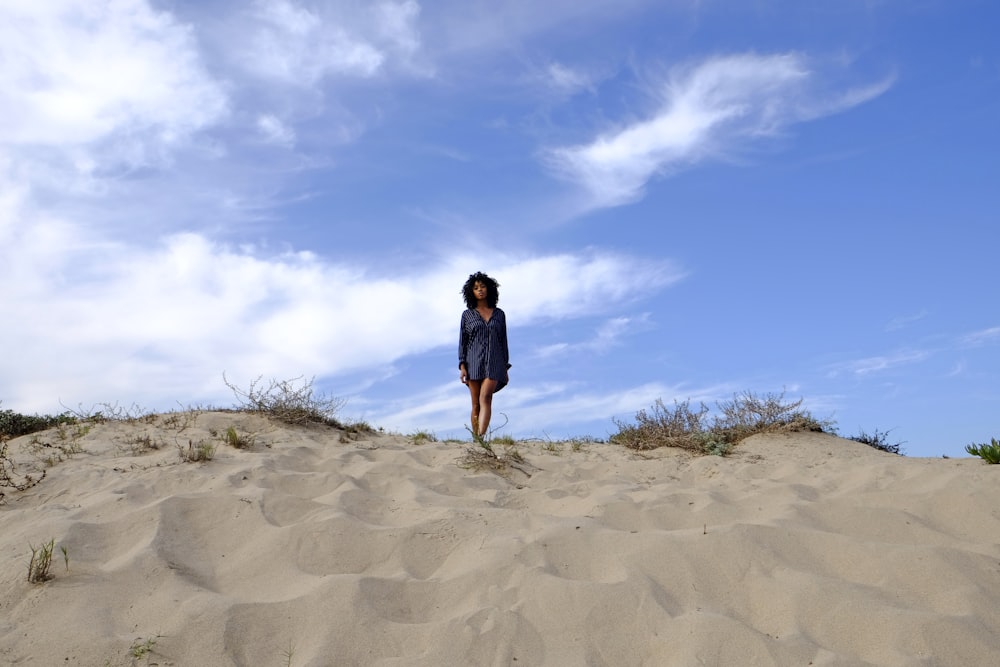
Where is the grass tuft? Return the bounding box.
[179,440,216,462]
[410,430,438,446]
[223,425,255,449]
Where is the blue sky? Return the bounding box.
[2,0,997,456]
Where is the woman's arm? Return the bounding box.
[458,311,469,383]
[500,309,510,369]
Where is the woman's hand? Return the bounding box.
[460,365,468,384]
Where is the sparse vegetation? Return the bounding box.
[27,538,67,583]
[223,425,255,449]
[849,427,905,455]
[179,439,216,462]
[1,436,46,503]
[541,440,562,454]
[224,373,346,427]
[410,430,437,446]
[26,425,87,467]
[612,390,832,456]
[130,636,158,659]
[117,433,164,456]
[966,438,1000,464]
[160,408,199,432]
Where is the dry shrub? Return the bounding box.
[849,427,905,455]
[458,442,529,478]
[612,399,710,452]
[224,373,346,427]
[613,390,831,456]
[1,436,47,504]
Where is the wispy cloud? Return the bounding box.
[885,310,929,331]
[960,326,1000,347]
[544,52,894,210]
[532,314,651,360]
[827,349,931,377]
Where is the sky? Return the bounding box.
[1,0,997,457]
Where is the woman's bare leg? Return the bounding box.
[477,378,499,437]
[467,380,482,437]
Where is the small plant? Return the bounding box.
[130,636,157,659]
[179,440,216,462]
[224,373,346,427]
[118,433,162,456]
[160,408,198,432]
[223,426,255,449]
[849,428,905,455]
[966,438,1000,464]
[541,440,562,454]
[282,639,296,667]
[27,538,67,583]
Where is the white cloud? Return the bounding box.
[0,214,681,413]
[0,0,227,150]
[374,0,422,58]
[239,0,425,85]
[545,52,893,210]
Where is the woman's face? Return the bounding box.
[472,281,488,301]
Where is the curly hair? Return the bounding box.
[462,271,500,309]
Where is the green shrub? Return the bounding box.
[0,408,76,438]
[966,438,1000,464]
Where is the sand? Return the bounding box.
[1,411,999,666]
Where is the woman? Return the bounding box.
[458,272,511,440]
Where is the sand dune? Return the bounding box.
[2,412,999,666]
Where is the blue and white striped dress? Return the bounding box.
[459,308,511,391]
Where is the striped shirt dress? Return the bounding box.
[458,308,511,391]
